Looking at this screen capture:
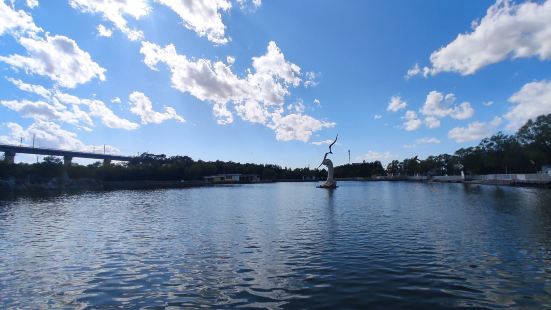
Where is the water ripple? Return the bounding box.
[1,182,551,308]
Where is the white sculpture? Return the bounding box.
[318,134,338,189]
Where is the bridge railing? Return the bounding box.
[0,144,133,163]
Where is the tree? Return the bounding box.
[516,114,551,168]
[386,160,401,176]
[43,156,62,164]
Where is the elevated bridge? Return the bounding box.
[0,144,133,166]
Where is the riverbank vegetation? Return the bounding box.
[389,114,551,176]
[0,154,330,182]
[1,114,550,183]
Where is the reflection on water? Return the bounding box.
[0,182,550,308]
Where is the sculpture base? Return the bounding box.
[317,182,337,189]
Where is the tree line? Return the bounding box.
[0,153,330,182]
[387,114,551,176]
[1,114,550,182]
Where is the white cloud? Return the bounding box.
[56,92,139,130]
[387,95,407,112]
[69,0,149,41]
[424,116,440,129]
[0,34,106,88]
[1,78,139,130]
[1,93,140,131]
[418,91,474,129]
[287,100,305,113]
[405,63,421,79]
[313,98,320,105]
[420,91,451,118]
[26,0,38,8]
[0,0,42,37]
[0,99,94,127]
[416,137,440,144]
[402,110,421,131]
[97,24,112,37]
[374,114,382,120]
[110,97,121,104]
[483,100,494,106]
[311,139,334,146]
[490,116,503,127]
[452,102,475,120]
[252,41,302,87]
[406,63,432,78]
[236,0,261,9]
[448,122,490,143]
[402,137,441,149]
[505,80,551,130]
[140,40,333,141]
[356,151,394,164]
[128,91,185,124]
[304,71,318,87]
[69,0,261,43]
[226,56,235,65]
[415,0,551,76]
[0,121,119,153]
[6,77,51,98]
[269,113,334,142]
[233,100,266,124]
[420,91,474,120]
[157,0,232,44]
[448,117,502,143]
[212,102,233,125]
[140,40,302,104]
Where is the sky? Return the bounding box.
[1,0,551,168]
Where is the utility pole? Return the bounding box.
[348,149,351,164]
[104,144,106,154]
[20,137,23,147]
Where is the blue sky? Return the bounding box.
[1,0,551,167]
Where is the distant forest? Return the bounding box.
[1,114,550,182]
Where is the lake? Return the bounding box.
[1,181,550,308]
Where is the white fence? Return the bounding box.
[469,174,551,182]
[427,174,551,184]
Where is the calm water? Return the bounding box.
[1,182,551,309]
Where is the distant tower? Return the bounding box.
[348,149,351,164]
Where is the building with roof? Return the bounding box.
[203,174,259,183]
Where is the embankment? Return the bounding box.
[352,174,551,188]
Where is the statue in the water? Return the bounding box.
[318,134,338,189]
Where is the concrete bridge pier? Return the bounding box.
[63,156,73,168]
[4,151,15,164]
[103,158,111,166]
[62,156,73,179]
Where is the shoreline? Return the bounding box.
[336,176,551,189]
[1,175,550,199]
